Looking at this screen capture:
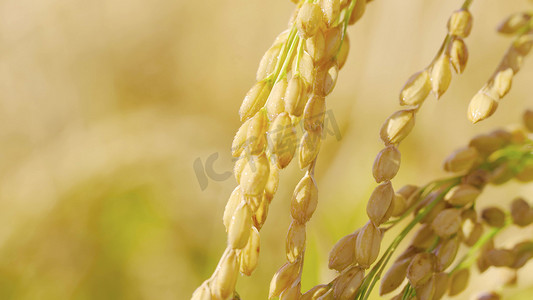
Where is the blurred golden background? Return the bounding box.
[0,0,532,299]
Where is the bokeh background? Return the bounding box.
[0,0,532,299]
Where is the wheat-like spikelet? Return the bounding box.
[193,0,372,298]
[376,111,533,300]
[399,0,474,106]
[307,110,533,300]
[467,11,533,123]
[270,1,375,298]
[192,1,533,299]
[301,1,476,298]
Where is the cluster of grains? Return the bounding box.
[399,4,473,107]
[468,11,533,123]
[300,2,475,299]
[302,108,532,300]
[270,1,374,299]
[380,110,533,300]
[192,0,372,299]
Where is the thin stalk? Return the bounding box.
[384,176,461,228]
[269,27,297,84]
[450,216,512,274]
[274,33,300,84]
[337,0,357,57]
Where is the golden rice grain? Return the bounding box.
[355,221,382,268]
[320,0,341,27]
[290,174,319,223]
[305,29,326,62]
[485,248,515,267]
[287,220,307,263]
[380,109,416,145]
[301,284,331,300]
[372,145,401,183]
[285,75,308,117]
[240,81,272,121]
[366,181,395,225]
[497,12,532,35]
[240,226,261,276]
[337,34,350,69]
[464,222,484,247]
[399,70,431,106]
[293,50,316,87]
[406,252,436,286]
[411,224,436,249]
[431,54,452,98]
[481,206,506,227]
[265,161,280,197]
[240,154,270,196]
[299,130,322,169]
[397,184,420,207]
[212,248,239,299]
[489,162,515,185]
[223,187,243,231]
[391,193,408,217]
[432,272,449,300]
[269,261,302,298]
[296,2,323,38]
[228,202,252,249]
[303,94,326,132]
[332,266,365,300]
[448,268,469,296]
[449,37,469,73]
[323,27,342,62]
[414,274,436,300]
[447,9,473,38]
[232,118,251,158]
[280,281,301,300]
[328,230,358,271]
[247,110,268,155]
[269,113,297,169]
[349,0,367,25]
[252,193,270,229]
[233,155,250,183]
[477,291,502,300]
[419,196,446,225]
[191,280,212,300]
[257,44,283,81]
[380,257,410,295]
[469,134,507,157]
[492,68,514,98]
[510,241,533,269]
[443,146,478,173]
[511,197,533,227]
[435,236,460,271]
[314,62,339,96]
[468,89,498,123]
[267,78,288,120]
[444,184,480,206]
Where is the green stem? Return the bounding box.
[461,0,474,10]
[337,0,357,58]
[450,216,511,274]
[385,176,461,227]
[269,27,297,84]
[274,33,300,83]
